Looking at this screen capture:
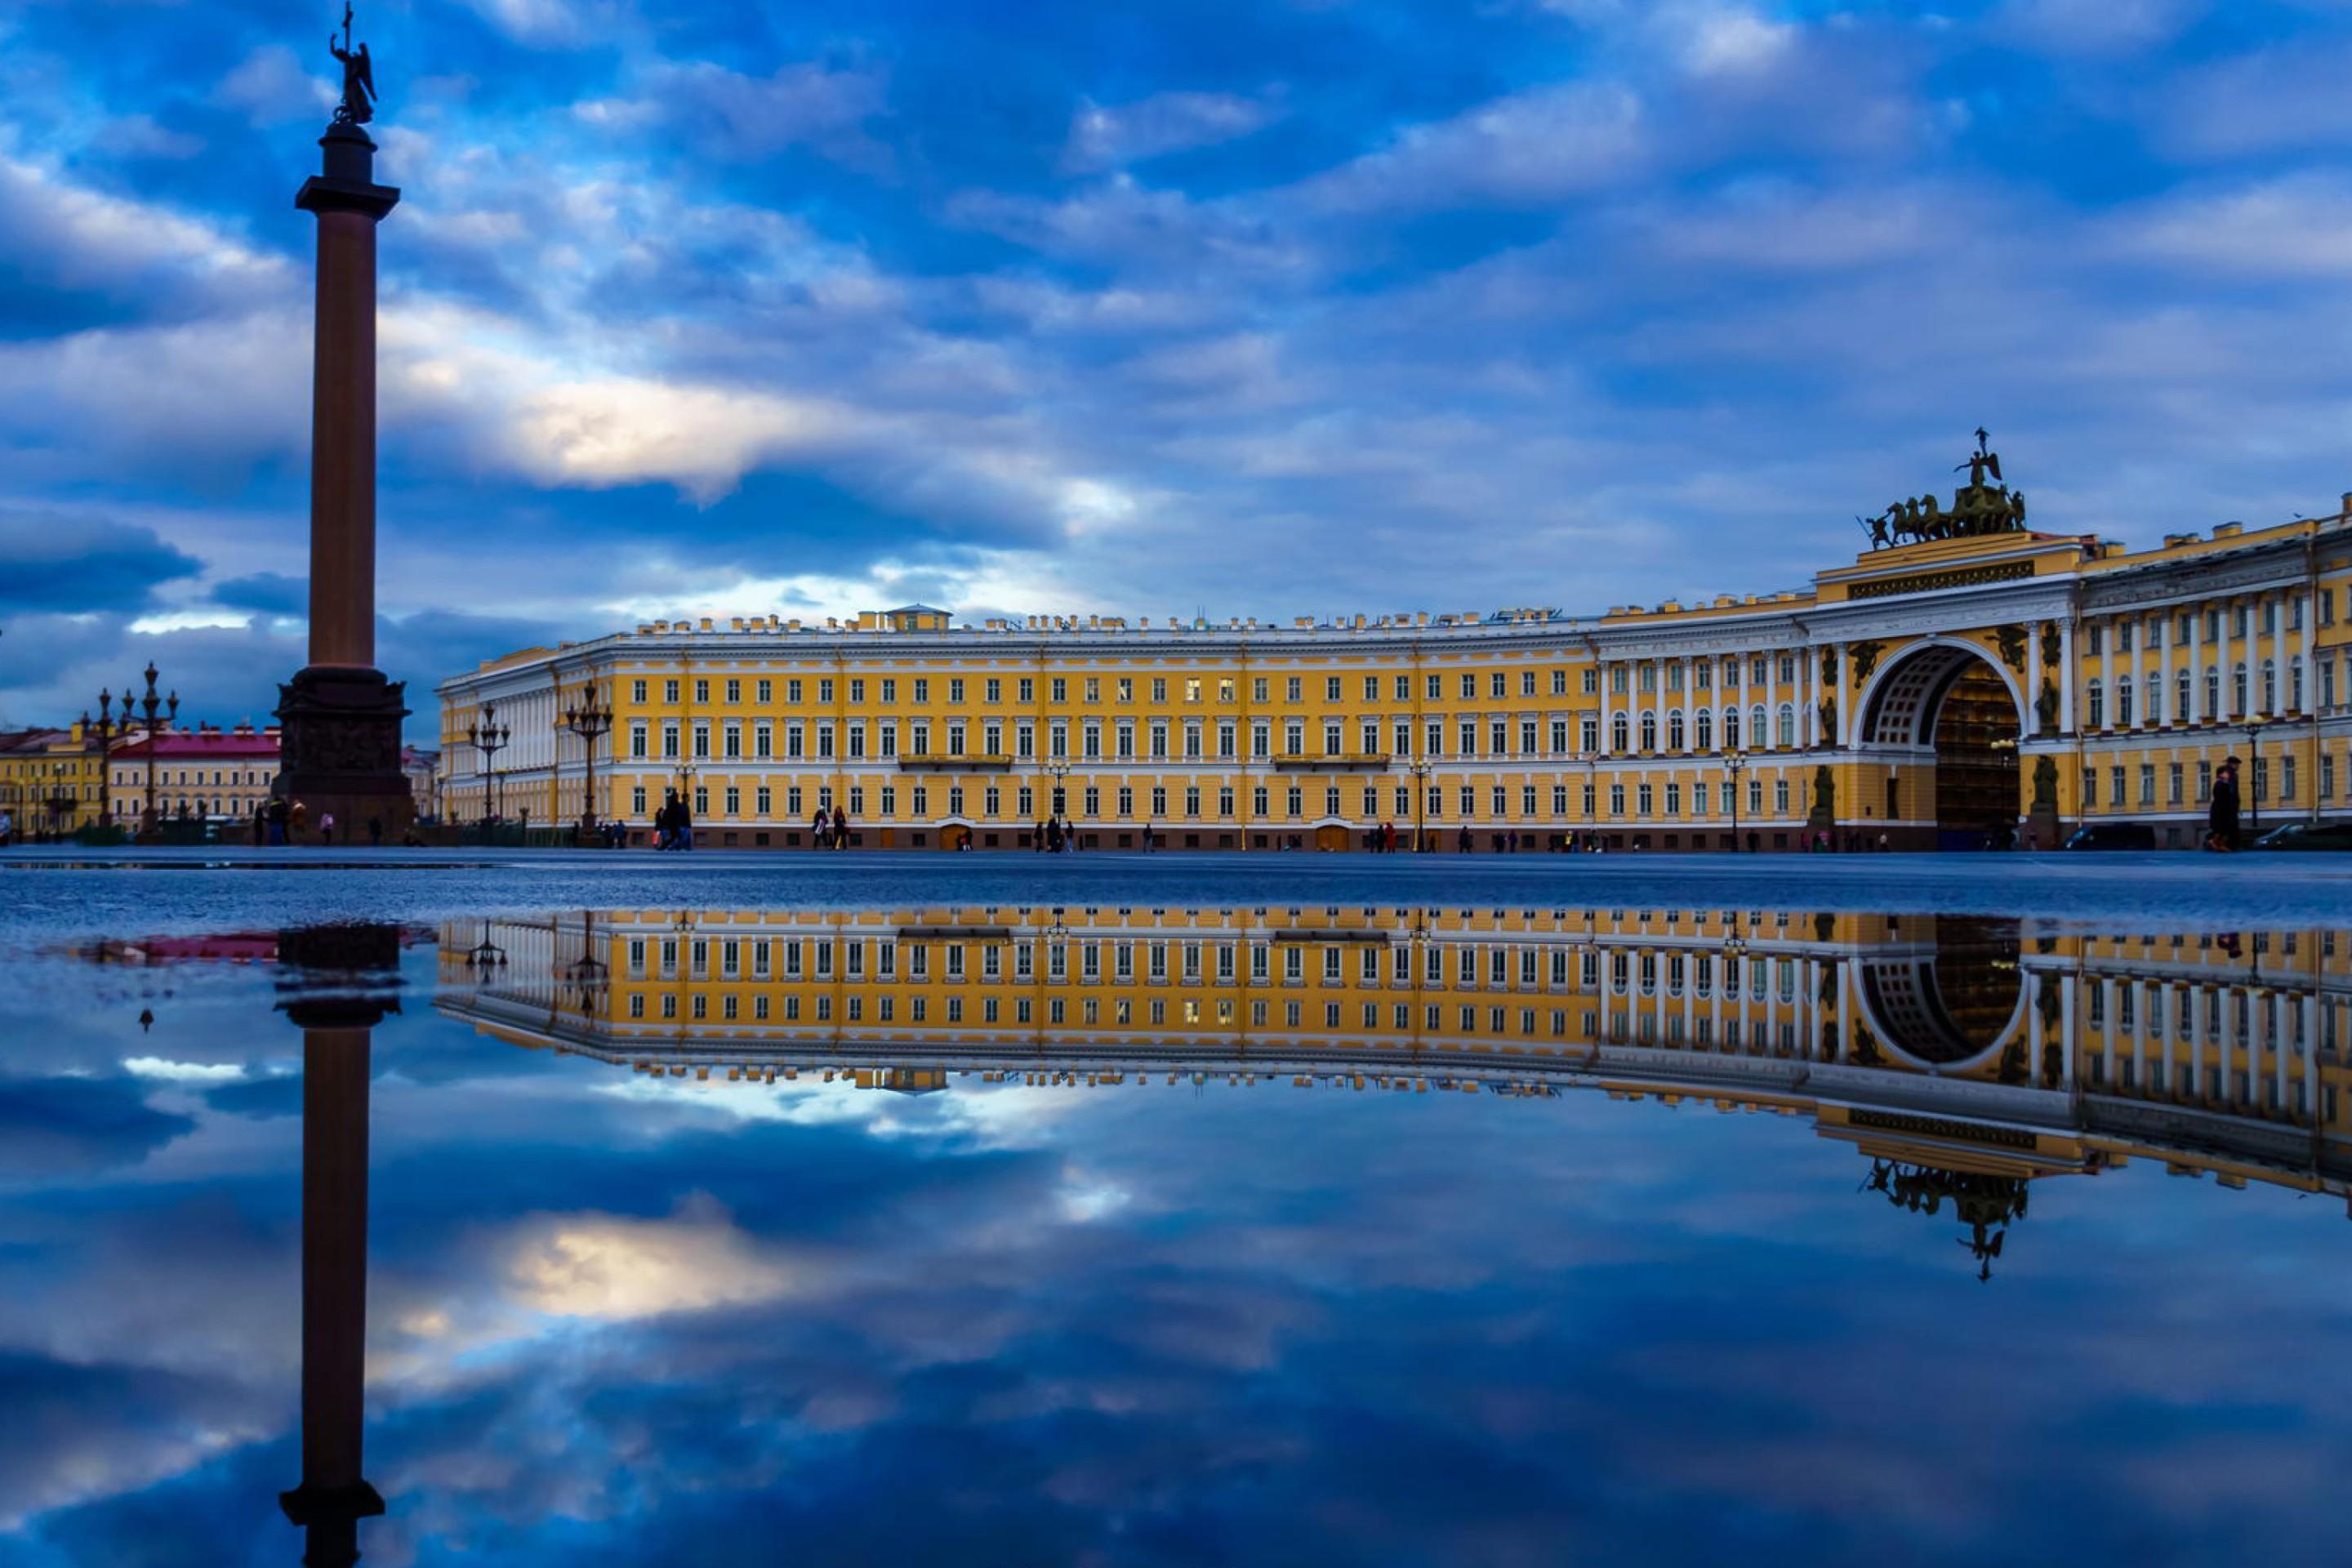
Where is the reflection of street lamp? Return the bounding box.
[468,703,510,824]
[557,912,608,1017]
[1725,749,1749,851]
[1408,755,1435,853]
[2241,718,2267,838]
[559,685,613,829]
[466,924,508,975]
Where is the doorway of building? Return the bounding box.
[1864,645,2024,849]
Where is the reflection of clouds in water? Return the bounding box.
[505,1193,796,1321]
[119,1056,247,1083]
[10,987,2352,1566]
[587,1071,1111,1152]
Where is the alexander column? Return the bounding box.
[274,4,413,835]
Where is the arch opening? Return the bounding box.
[1864,644,2024,849]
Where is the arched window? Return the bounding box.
[1695,709,1714,750]
[2261,658,2277,713]
[2086,679,2105,729]
[1668,710,1686,750]
[1722,707,1740,749]
[1751,704,1769,749]
[1776,703,1796,747]
[1610,714,1628,752]
[2204,665,2220,719]
[2234,661,2249,711]
[2291,656,2305,712]
[1639,711,1657,751]
[2176,668,2191,724]
[2115,675,2133,727]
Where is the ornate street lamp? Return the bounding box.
[88,688,125,832]
[124,662,178,840]
[1408,755,1435,853]
[467,702,510,824]
[559,684,613,829]
[1041,757,1071,822]
[1726,748,1749,852]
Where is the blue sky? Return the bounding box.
[2,0,2350,735]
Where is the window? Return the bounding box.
[1776,704,1796,747]
[2086,679,2104,728]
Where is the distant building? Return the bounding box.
[0,723,114,834]
[109,724,280,826]
[401,745,442,822]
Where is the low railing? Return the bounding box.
[1271,752,1392,772]
[896,753,1015,772]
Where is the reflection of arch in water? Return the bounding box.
[1855,917,2027,1071]
[1856,639,2029,844]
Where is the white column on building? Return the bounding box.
[2223,598,2241,722]
[2059,619,2077,732]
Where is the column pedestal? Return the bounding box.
[276,666,413,835]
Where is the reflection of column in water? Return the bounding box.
[276,927,399,1568]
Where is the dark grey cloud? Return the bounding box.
[207,572,306,617]
[0,511,204,617]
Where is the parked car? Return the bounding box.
[2063,822,2158,851]
[2251,820,2352,851]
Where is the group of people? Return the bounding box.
[809,806,854,849]
[652,792,695,851]
[1031,817,1081,852]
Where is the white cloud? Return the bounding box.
[1998,0,2205,56]
[1298,81,1646,215]
[1673,7,1797,76]
[577,59,887,162]
[1062,89,1281,172]
[212,44,337,124]
[2116,176,2352,276]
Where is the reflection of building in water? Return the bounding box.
[439,907,2352,1258]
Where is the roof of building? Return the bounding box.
[110,726,279,760]
[0,728,69,755]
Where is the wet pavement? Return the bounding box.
[2,862,2350,1566]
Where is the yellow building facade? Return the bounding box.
[0,723,110,834]
[439,906,2352,1227]
[434,465,2352,850]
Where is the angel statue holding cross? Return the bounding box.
[328,3,377,127]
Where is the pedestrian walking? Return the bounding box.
[2207,757,2243,851]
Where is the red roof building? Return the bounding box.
[109,723,280,823]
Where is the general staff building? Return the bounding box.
[435,450,2352,851]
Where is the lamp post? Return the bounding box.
[126,662,178,841]
[1726,749,1749,852]
[89,688,125,832]
[2240,718,2266,839]
[1408,755,1435,853]
[467,703,510,825]
[1041,758,1071,823]
[559,684,613,831]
